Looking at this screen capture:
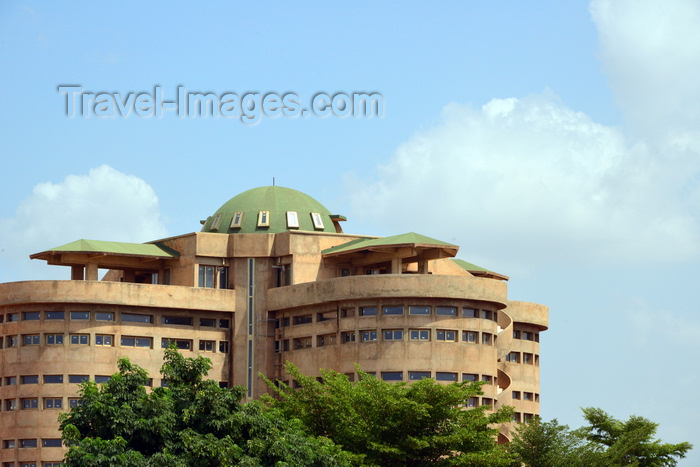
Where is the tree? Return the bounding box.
[508,409,693,467]
[264,363,515,466]
[59,348,354,466]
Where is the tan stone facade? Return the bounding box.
[0,187,547,465]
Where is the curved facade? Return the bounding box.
[0,186,547,464]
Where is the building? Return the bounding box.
[0,185,548,465]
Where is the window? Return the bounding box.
[95,376,111,384]
[506,352,520,363]
[210,213,222,231]
[5,399,17,411]
[198,265,215,288]
[409,329,430,340]
[482,333,492,345]
[219,318,230,328]
[46,334,64,345]
[512,391,521,399]
[524,392,534,401]
[359,306,377,316]
[317,334,337,347]
[230,211,243,228]
[3,440,15,449]
[95,334,113,346]
[381,371,403,381]
[69,375,88,384]
[383,329,403,340]
[95,312,114,321]
[68,398,82,408]
[523,353,534,364]
[293,315,312,325]
[44,463,63,467]
[382,306,403,315]
[5,377,16,385]
[70,311,90,320]
[409,371,431,380]
[436,330,456,341]
[161,338,191,350]
[523,331,534,341]
[257,210,270,227]
[7,335,18,347]
[22,312,40,321]
[317,311,336,322]
[409,305,430,315]
[462,373,478,382]
[286,211,299,228]
[21,398,38,409]
[23,335,40,346]
[45,311,64,320]
[219,341,230,353]
[513,330,521,339]
[162,316,193,326]
[293,337,312,350]
[435,372,457,382]
[44,398,62,409]
[42,439,62,448]
[70,334,89,345]
[467,397,478,408]
[482,375,493,384]
[121,313,153,324]
[310,212,324,229]
[361,330,377,342]
[481,310,493,320]
[462,331,477,343]
[482,398,493,407]
[200,318,216,327]
[20,439,37,448]
[340,308,355,318]
[436,306,457,316]
[199,340,215,352]
[21,375,38,384]
[6,313,18,322]
[462,308,478,318]
[43,375,63,384]
[341,331,356,343]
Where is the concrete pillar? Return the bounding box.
[86,263,98,280]
[391,257,402,274]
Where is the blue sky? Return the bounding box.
[2,0,699,462]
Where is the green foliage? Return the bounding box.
[509,409,693,467]
[60,348,353,466]
[264,363,514,466]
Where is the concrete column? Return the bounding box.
[391,257,402,274]
[86,263,99,280]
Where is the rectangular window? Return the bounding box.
[341,331,356,343]
[293,315,313,325]
[45,311,65,320]
[383,329,403,340]
[6,313,18,322]
[482,398,493,407]
[361,330,377,342]
[512,391,521,399]
[121,313,153,323]
[219,341,230,353]
[462,373,478,382]
[257,210,270,227]
[286,211,299,228]
[317,311,336,322]
[310,212,324,229]
[523,353,534,364]
[219,319,230,328]
[482,333,492,345]
[481,310,493,320]
[46,334,64,345]
[21,375,38,384]
[94,376,111,384]
[7,336,18,347]
[513,330,521,339]
[436,306,457,316]
[462,308,478,318]
[95,335,113,346]
[5,399,17,410]
[317,334,337,347]
[162,316,193,326]
[409,329,430,340]
[381,371,403,381]
[230,211,243,228]
[199,340,215,352]
[198,265,215,288]
[210,213,222,231]
[42,439,62,448]
[506,352,520,363]
[5,376,16,385]
[293,337,312,350]
[3,440,15,449]
[340,308,355,318]
[22,312,40,321]
[23,335,40,346]
[69,375,88,384]
[435,372,457,382]
[95,312,114,321]
[382,306,403,315]
[359,306,377,316]
[70,334,89,345]
[161,338,190,350]
[70,311,90,320]
[199,318,216,327]
[20,439,37,448]
[482,375,493,384]
[44,375,63,384]
[21,398,39,409]
[69,398,82,408]
[409,371,431,380]
[408,305,430,315]
[44,398,62,409]
[436,330,456,341]
[524,392,534,401]
[467,397,478,408]
[462,331,477,343]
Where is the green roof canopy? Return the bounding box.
[30,239,179,260]
[452,258,508,281]
[323,232,457,256]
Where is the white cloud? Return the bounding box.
[0,165,167,281]
[349,92,700,269]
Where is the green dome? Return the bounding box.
[201,186,337,234]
